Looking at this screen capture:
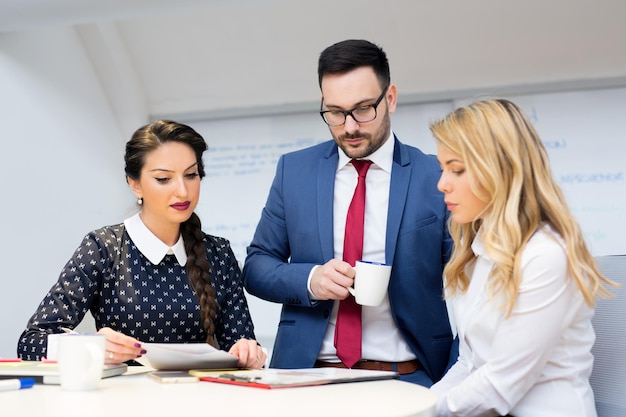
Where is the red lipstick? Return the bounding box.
[171,202,191,211]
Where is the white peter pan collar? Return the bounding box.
[124,213,187,266]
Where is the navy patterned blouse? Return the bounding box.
[17,217,255,361]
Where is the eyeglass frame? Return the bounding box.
[319,85,389,126]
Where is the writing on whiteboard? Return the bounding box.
[542,139,567,149]
[206,138,321,178]
[560,172,624,184]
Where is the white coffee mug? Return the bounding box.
[347,260,392,306]
[57,334,106,391]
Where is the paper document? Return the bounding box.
[135,343,239,370]
[194,367,398,389]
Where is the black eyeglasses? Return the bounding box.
[319,86,389,126]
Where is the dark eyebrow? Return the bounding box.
[323,96,377,110]
[148,162,198,173]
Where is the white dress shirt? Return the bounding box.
[431,224,597,417]
[316,132,416,362]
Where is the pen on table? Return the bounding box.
[219,373,262,382]
[0,378,35,392]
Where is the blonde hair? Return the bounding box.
[430,98,618,314]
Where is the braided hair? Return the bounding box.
[124,120,219,347]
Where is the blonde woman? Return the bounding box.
[429,99,618,417]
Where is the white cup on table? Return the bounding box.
[57,334,106,391]
[347,260,392,306]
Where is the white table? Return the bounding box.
[3,367,437,417]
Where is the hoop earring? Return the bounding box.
[137,198,143,205]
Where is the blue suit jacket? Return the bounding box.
[243,137,454,383]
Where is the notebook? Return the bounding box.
[0,361,128,384]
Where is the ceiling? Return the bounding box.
[2,0,626,122]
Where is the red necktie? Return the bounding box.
[335,159,372,368]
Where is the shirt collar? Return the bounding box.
[124,213,187,266]
[471,228,487,258]
[337,130,394,173]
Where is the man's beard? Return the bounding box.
[333,110,391,159]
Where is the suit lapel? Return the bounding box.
[317,145,339,262]
[386,138,411,262]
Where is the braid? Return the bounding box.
[181,212,219,347]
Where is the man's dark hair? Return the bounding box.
[317,39,390,89]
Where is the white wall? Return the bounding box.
[2,4,625,358]
[0,27,135,357]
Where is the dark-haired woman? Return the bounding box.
[18,120,266,369]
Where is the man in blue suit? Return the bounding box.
[243,39,455,386]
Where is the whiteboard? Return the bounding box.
[456,87,626,257]
[192,87,626,347]
[192,100,453,346]
[193,100,454,261]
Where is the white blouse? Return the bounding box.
[431,224,597,417]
